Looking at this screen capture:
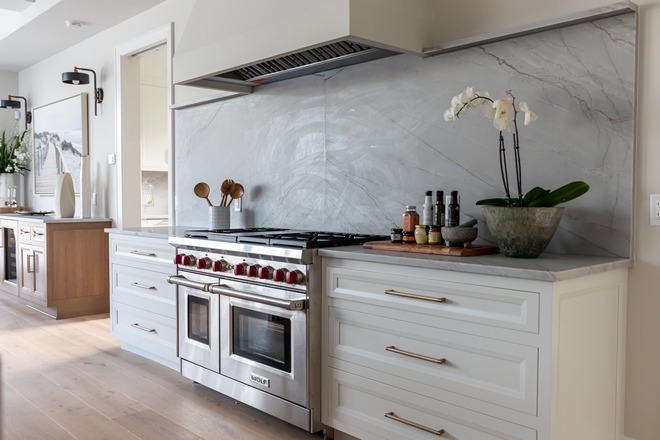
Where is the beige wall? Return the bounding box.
[14,0,660,438]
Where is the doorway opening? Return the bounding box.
[115,25,174,229]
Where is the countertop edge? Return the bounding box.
[318,247,633,282]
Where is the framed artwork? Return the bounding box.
[32,93,88,195]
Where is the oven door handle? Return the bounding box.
[209,284,307,311]
[167,275,212,292]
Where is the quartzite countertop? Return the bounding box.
[105,226,191,239]
[318,245,632,282]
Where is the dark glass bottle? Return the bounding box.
[447,191,460,227]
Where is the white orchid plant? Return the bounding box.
[444,87,588,208]
[0,127,30,174]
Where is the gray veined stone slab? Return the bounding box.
[175,12,635,258]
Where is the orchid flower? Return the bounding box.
[519,102,537,126]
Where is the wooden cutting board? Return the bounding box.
[363,241,499,257]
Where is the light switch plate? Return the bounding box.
[108,154,116,164]
[650,194,660,226]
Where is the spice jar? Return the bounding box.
[402,206,419,233]
[402,231,416,243]
[390,228,403,243]
[414,225,428,244]
[428,225,442,245]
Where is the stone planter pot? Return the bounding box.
[482,206,564,258]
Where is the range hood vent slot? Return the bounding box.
[207,40,398,88]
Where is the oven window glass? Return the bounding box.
[188,295,209,345]
[233,307,291,373]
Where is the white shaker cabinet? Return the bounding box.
[321,257,627,440]
[108,233,178,370]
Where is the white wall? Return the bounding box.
[14,0,660,438]
[0,69,19,133]
[17,0,201,219]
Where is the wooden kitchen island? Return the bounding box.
[0,214,112,319]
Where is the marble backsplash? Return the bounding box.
[176,13,636,258]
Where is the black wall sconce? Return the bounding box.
[0,95,31,130]
[62,67,104,116]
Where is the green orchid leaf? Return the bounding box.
[522,187,550,206]
[528,181,590,207]
[476,198,510,207]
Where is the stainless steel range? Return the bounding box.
[167,228,386,433]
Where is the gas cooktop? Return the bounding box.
[184,228,388,249]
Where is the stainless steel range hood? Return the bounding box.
[202,40,398,89]
[173,0,435,93]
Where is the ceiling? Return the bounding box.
[0,0,166,72]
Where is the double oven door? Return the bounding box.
[174,271,308,407]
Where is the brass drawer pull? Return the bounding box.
[386,346,446,364]
[384,412,445,436]
[33,232,45,237]
[130,250,157,257]
[131,323,156,333]
[131,282,156,290]
[385,289,446,303]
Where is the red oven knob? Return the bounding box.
[273,268,288,282]
[174,254,184,265]
[181,255,191,266]
[246,264,261,277]
[212,260,227,272]
[233,262,247,276]
[286,270,305,285]
[196,257,212,269]
[258,266,273,280]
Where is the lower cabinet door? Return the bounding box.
[326,368,537,440]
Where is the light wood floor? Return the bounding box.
[0,294,324,440]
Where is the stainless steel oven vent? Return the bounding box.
[209,40,398,87]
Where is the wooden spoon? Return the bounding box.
[220,179,233,206]
[228,183,244,206]
[194,182,213,206]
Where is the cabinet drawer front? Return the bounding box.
[31,226,45,242]
[328,307,538,415]
[110,236,174,268]
[18,225,32,240]
[326,368,537,440]
[112,302,177,362]
[327,266,539,333]
[112,264,175,318]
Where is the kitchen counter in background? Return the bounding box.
[0,214,112,223]
[318,246,632,282]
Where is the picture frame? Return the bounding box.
[32,93,89,195]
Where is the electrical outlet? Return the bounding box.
[92,192,97,205]
[234,198,242,212]
[174,195,178,211]
[650,194,660,226]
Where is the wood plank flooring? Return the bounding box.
[0,294,324,440]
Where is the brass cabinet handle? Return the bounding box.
[27,254,35,274]
[130,250,157,257]
[384,412,444,436]
[131,282,156,290]
[32,232,45,237]
[385,289,446,303]
[131,323,156,333]
[386,346,446,364]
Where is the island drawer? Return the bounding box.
[327,306,538,415]
[325,368,537,440]
[111,301,177,364]
[111,263,176,318]
[110,235,174,268]
[326,266,539,333]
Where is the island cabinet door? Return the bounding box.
[19,243,47,304]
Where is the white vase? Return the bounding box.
[80,155,91,218]
[55,173,75,218]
